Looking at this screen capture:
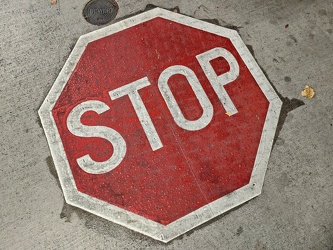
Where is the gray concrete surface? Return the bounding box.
[0,0,332,249]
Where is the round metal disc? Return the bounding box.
[83,0,118,25]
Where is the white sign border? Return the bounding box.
[39,7,282,243]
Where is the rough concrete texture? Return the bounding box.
[0,0,332,249]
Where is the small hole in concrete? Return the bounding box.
[83,0,118,26]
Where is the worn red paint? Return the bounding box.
[52,17,269,225]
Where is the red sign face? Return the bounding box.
[39,8,282,242]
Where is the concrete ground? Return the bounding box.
[0,0,332,249]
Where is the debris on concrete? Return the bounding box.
[172,6,180,13]
[301,85,315,99]
[50,0,57,5]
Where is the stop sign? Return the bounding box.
[39,8,282,242]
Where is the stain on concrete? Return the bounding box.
[83,212,120,237]
[117,4,241,35]
[275,137,285,146]
[246,45,256,58]
[286,35,298,46]
[201,18,242,32]
[60,202,74,222]
[277,172,294,191]
[193,4,211,17]
[224,24,242,32]
[236,226,243,236]
[200,18,220,25]
[318,9,327,16]
[255,239,268,250]
[46,156,61,189]
[289,35,298,43]
[115,4,179,23]
[284,76,291,82]
[36,117,43,128]
[68,42,76,54]
[269,19,277,25]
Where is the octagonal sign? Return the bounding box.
[39,8,282,242]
